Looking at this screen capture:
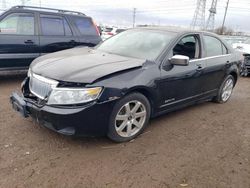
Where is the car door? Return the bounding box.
[39,14,79,55]
[0,12,39,69]
[158,34,206,110]
[202,34,232,93]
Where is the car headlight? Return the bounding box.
[27,68,31,77]
[47,87,102,105]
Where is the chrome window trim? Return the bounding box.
[190,54,231,63]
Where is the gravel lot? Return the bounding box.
[0,73,250,188]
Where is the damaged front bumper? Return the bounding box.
[10,91,115,137]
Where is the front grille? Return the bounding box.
[29,73,58,99]
[245,56,250,64]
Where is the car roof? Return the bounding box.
[7,6,87,18]
[130,26,233,51]
[132,26,218,36]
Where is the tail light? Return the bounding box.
[107,32,114,36]
[91,19,100,36]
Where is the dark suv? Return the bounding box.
[0,6,101,70]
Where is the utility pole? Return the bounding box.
[158,19,161,26]
[2,0,6,9]
[191,0,207,30]
[221,0,229,34]
[20,0,30,6]
[206,0,218,31]
[133,8,136,28]
[0,0,6,12]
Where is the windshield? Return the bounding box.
[97,29,176,60]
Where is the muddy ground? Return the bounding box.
[0,73,250,188]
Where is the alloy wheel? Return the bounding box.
[221,78,234,102]
[115,100,147,138]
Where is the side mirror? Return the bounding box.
[170,55,189,66]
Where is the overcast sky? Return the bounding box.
[2,0,250,32]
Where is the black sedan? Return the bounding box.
[10,27,241,142]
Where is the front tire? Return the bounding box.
[214,75,235,103]
[107,92,151,142]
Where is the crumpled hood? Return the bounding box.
[30,47,145,83]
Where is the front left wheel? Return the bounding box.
[107,92,151,142]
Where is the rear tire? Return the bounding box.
[213,75,235,103]
[107,92,151,142]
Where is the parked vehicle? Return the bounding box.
[241,54,250,76]
[101,27,126,40]
[231,38,250,76]
[232,38,250,54]
[0,6,101,71]
[10,28,241,142]
[221,36,246,46]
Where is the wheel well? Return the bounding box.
[229,71,238,85]
[126,88,155,117]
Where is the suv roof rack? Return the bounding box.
[10,5,85,16]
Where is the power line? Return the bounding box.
[20,0,30,6]
[206,0,218,30]
[133,8,136,28]
[191,0,206,30]
[137,7,196,13]
[2,0,6,9]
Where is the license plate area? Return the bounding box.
[10,92,29,118]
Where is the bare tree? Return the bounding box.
[214,26,234,35]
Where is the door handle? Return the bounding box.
[24,40,34,44]
[196,63,204,71]
[226,61,231,67]
[196,67,204,71]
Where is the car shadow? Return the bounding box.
[1,71,218,148]
[56,101,215,147]
[0,71,27,83]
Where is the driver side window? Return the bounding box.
[173,35,200,60]
[0,13,34,35]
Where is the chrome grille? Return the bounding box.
[245,56,250,65]
[29,73,58,99]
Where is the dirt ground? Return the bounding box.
[0,73,250,188]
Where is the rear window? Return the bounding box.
[73,17,97,36]
[204,35,227,57]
